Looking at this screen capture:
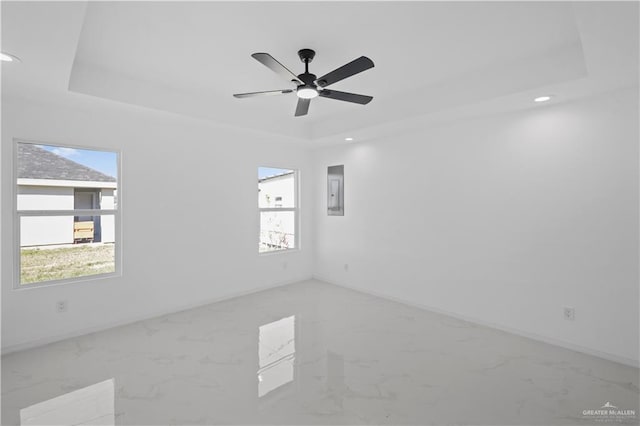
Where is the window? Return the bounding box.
[15,141,120,287]
[258,167,297,253]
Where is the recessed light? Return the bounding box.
[0,52,21,62]
[534,96,552,103]
[345,137,354,141]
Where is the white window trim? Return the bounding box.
[13,139,122,289]
[258,167,299,255]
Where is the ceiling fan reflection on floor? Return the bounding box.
[233,49,374,117]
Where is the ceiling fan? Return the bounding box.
[233,49,374,117]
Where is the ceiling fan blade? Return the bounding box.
[233,89,293,98]
[318,89,373,105]
[295,98,310,116]
[252,53,303,85]
[316,56,374,88]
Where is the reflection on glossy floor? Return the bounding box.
[2,280,639,425]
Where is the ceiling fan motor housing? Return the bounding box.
[297,73,317,86]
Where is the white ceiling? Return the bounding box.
[2,2,638,143]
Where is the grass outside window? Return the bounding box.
[20,244,115,284]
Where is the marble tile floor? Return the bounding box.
[2,279,638,425]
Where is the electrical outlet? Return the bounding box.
[344,264,349,272]
[56,300,68,313]
[563,306,575,321]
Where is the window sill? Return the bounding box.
[258,248,300,257]
[13,271,121,291]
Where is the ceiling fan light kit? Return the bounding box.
[297,87,318,99]
[233,48,374,117]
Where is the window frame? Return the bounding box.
[258,166,299,255]
[13,139,122,289]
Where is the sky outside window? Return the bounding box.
[258,167,291,179]
[40,145,117,178]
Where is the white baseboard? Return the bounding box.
[313,274,639,369]
[2,275,312,355]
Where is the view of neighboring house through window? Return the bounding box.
[16,141,119,286]
[258,167,297,253]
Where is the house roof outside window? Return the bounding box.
[18,143,116,183]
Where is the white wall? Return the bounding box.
[1,96,314,352]
[312,88,639,366]
[3,88,637,367]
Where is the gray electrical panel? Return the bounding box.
[327,165,344,216]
